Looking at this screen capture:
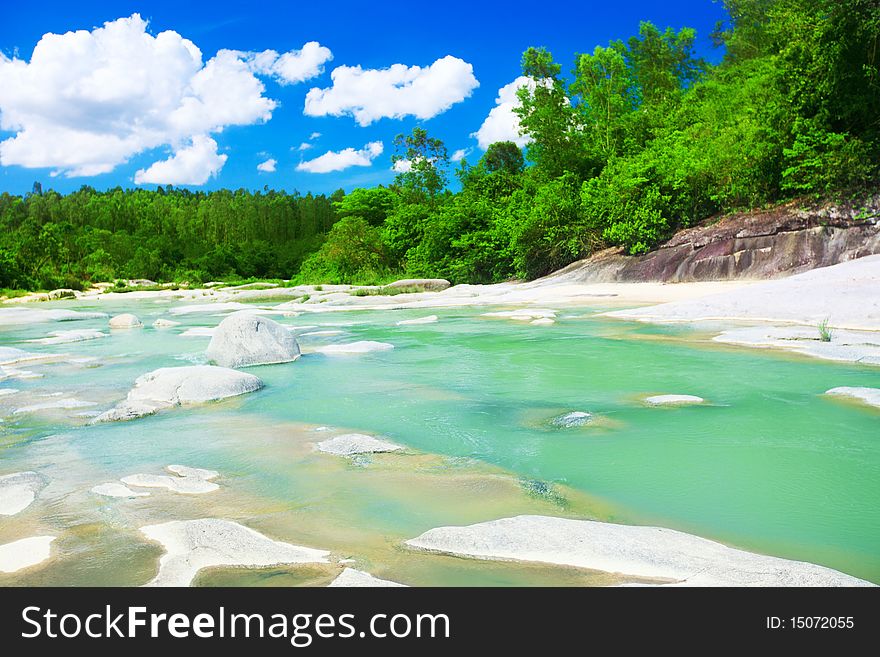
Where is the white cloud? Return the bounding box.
[296,141,383,173]
[257,158,276,172]
[304,55,479,126]
[472,76,535,150]
[134,135,226,185]
[0,14,330,182]
[451,148,472,162]
[309,132,321,140]
[297,142,313,151]
[244,41,332,85]
[391,159,412,173]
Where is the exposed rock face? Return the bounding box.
[93,365,263,422]
[547,195,880,283]
[206,312,300,368]
[385,278,451,292]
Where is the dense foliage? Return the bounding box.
[1,0,877,291]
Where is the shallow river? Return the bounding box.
[1,296,878,585]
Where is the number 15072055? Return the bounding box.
[766,616,854,630]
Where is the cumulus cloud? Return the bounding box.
[451,148,472,162]
[304,55,479,126]
[0,14,331,183]
[134,135,226,184]
[244,42,332,85]
[257,158,276,172]
[472,76,535,150]
[296,141,383,173]
[391,158,412,173]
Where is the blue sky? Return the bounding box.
[0,0,727,196]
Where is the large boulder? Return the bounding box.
[384,278,451,292]
[93,365,263,422]
[109,313,143,329]
[206,312,300,368]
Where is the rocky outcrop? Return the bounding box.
[109,313,143,328]
[206,312,300,368]
[385,278,451,292]
[547,195,880,283]
[316,433,403,456]
[93,365,263,422]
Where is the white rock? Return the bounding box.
[385,278,451,292]
[91,483,150,498]
[0,471,47,515]
[299,330,345,337]
[169,302,265,316]
[153,318,181,328]
[328,568,407,587]
[550,411,593,428]
[0,346,57,366]
[825,387,880,410]
[317,433,404,456]
[28,329,107,345]
[644,394,705,406]
[121,464,219,495]
[0,536,55,573]
[166,464,219,480]
[0,307,107,326]
[92,365,263,422]
[406,515,873,587]
[180,327,215,338]
[109,313,143,329]
[482,308,557,321]
[314,341,394,355]
[397,315,439,326]
[206,312,301,368]
[14,398,97,414]
[140,519,330,586]
[531,318,555,326]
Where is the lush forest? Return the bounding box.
[1,0,878,292]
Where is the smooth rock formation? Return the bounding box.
[13,398,96,414]
[713,326,880,366]
[825,387,880,410]
[396,315,439,326]
[28,329,107,345]
[93,365,263,422]
[315,341,394,355]
[385,279,451,292]
[482,309,557,321]
[317,433,404,456]
[109,313,143,329]
[0,536,55,573]
[0,346,57,366]
[169,302,267,316]
[206,313,301,368]
[140,519,330,586]
[644,394,705,406]
[0,308,107,325]
[91,483,151,498]
[0,471,47,515]
[153,318,181,328]
[550,411,593,428]
[406,515,873,586]
[121,464,219,495]
[328,568,407,587]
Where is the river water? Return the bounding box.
[1,296,878,585]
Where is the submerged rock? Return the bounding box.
[396,315,439,326]
[0,308,107,326]
[550,411,593,428]
[152,318,180,328]
[0,536,55,573]
[91,483,150,498]
[121,464,220,495]
[140,519,330,586]
[109,313,143,329]
[328,568,407,587]
[28,329,107,345]
[406,515,873,587]
[317,433,404,456]
[0,471,47,516]
[482,308,557,321]
[0,346,57,366]
[206,312,300,368]
[314,341,394,355]
[531,318,555,326]
[92,365,263,422]
[825,386,880,410]
[644,394,705,406]
[13,398,96,414]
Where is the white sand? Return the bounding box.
[314,341,394,355]
[140,519,330,586]
[0,536,55,573]
[406,515,873,586]
[317,433,404,456]
[328,568,407,587]
[824,387,880,410]
[0,471,47,515]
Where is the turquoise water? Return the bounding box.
[1,297,878,585]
